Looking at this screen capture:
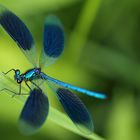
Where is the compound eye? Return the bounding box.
[17,79,22,84]
[16,69,20,75]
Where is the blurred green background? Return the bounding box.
[0,0,140,140]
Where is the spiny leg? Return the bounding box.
[30,81,42,90]
[0,88,18,95]
[0,88,29,97]
[25,81,32,91]
[13,84,22,97]
[3,69,16,75]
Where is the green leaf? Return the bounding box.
[106,87,139,140]
[0,73,105,140]
[83,43,140,90]
[0,0,81,15]
[67,0,102,64]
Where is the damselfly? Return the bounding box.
[0,5,106,135]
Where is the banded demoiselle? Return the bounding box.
[0,5,107,135]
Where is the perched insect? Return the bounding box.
[0,5,107,135]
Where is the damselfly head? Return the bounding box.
[14,69,23,83]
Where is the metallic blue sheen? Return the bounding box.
[43,15,64,57]
[40,73,107,99]
[23,68,40,81]
[0,6,107,135]
[0,6,34,50]
[56,88,93,133]
[19,88,49,135]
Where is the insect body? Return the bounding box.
[0,5,107,135]
[14,68,41,83]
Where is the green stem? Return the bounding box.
[67,0,102,64]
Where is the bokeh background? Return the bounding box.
[0,0,140,140]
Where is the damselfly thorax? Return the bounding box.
[3,68,42,92]
[5,68,41,83]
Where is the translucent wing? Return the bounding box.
[18,88,49,135]
[39,15,64,69]
[47,81,93,134]
[0,5,37,66]
[41,73,107,99]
